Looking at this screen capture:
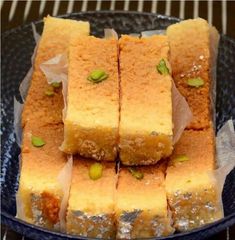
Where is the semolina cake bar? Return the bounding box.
[167,18,219,129]
[17,122,70,230]
[17,17,90,230]
[61,36,119,161]
[165,128,223,232]
[66,159,117,238]
[22,16,89,126]
[119,35,173,165]
[115,163,174,239]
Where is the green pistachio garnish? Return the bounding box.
[156,59,169,75]
[44,89,54,97]
[89,163,103,180]
[128,168,144,180]
[187,180,191,183]
[187,77,204,88]
[87,70,108,83]
[31,136,46,147]
[51,82,61,88]
[173,154,189,163]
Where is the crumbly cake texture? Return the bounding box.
[61,36,119,161]
[167,18,219,130]
[22,16,90,127]
[66,159,117,238]
[118,35,173,166]
[116,162,174,239]
[17,122,67,229]
[17,16,90,230]
[165,128,223,232]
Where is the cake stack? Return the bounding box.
[16,16,223,239]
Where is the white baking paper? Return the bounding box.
[104,28,118,39]
[57,154,73,232]
[141,29,166,37]
[13,98,24,146]
[172,81,193,144]
[212,120,235,217]
[40,54,68,85]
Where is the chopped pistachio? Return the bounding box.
[156,59,169,75]
[150,131,158,136]
[31,136,46,147]
[173,154,189,163]
[187,180,191,183]
[128,168,144,180]
[44,89,54,96]
[187,77,204,88]
[87,69,108,83]
[51,82,61,88]
[89,163,103,180]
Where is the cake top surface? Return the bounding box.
[119,35,173,136]
[166,128,216,193]
[65,36,119,128]
[68,158,117,214]
[116,162,167,214]
[20,122,67,191]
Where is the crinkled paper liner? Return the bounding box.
[14,24,73,231]
[14,26,235,232]
[57,154,73,231]
[40,54,68,120]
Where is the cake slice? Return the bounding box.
[17,17,90,230]
[61,36,119,161]
[167,18,219,129]
[17,122,71,230]
[22,16,90,127]
[66,159,117,238]
[116,163,174,239]
[165,128,223,231]
[119,35,173,165]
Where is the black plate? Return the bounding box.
[1,11,235,240]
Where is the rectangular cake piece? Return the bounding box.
[61,36,119,161]
[17,122,70,230]
[115,163,174,239]
[22,16,90,126]
[165,128,223,232]
[119,35,173,165]
[66,159,117,238]
[166,18,219,129]
[17,17,90,230]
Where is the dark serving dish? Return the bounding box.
[1,11,235,240]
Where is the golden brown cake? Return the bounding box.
[165,128,223,231]
[17,122,70,230]
[17,16,90,231]
[167,18,219,130]
[61,36,119,161]
[22,16,89,127]
[116,163,174,239]
[66,159,117,238]
[118,35,173,166]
